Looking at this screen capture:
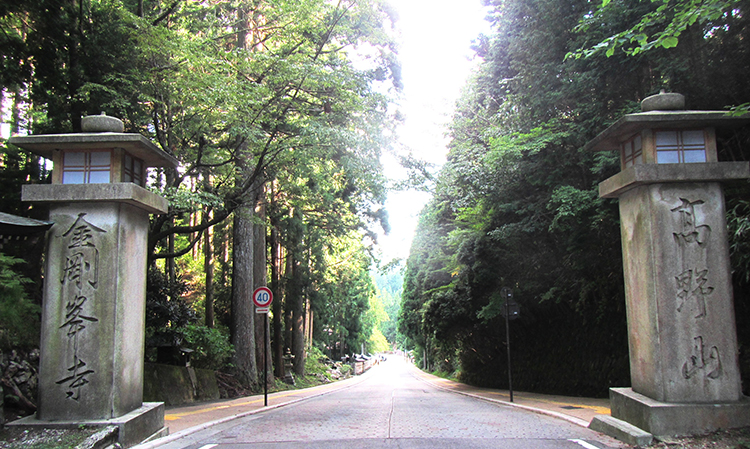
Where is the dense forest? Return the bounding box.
[0,0,403,396]
[398,0,750,397]
[2,0,750,407]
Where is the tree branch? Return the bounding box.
[152,0,181,26]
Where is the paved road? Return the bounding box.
[150,357,625,449]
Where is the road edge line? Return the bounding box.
[410,367,591,428]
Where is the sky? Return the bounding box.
[376,0,492,264]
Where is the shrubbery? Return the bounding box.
[304,346,328,375]
[0,254,39,350]
[179,324,234,370]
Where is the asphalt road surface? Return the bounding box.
[151,357,624,449]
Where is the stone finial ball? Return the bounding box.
[641,91,685,112]
[81,113,125,133]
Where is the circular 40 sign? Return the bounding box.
[253,287,273,308]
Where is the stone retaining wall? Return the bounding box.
[142,363,219,406]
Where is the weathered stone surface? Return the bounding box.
[584,111,750,153]
[589,414,653,446]
[9,133,178,168]
[641,92,685,112]
[618,182,742,403]
[22,183,168,214]
[611,387,750,437]
[143,363,220,406]
[81,114,125,133]
[599,162,750,198]
[74,425,119,449]
[36,202,150,420]
[8,402,166,448]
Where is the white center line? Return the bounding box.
[197,445,219,449]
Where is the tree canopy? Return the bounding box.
[399,0,750,396]
[0,0,401,389]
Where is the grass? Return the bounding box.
[430,369,460,382]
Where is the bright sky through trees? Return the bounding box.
[378,0,491,262]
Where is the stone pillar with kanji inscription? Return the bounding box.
[585,93,750,441]
[9,114,178,447]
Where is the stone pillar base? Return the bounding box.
[7,402,166,448]
[610,387,750,437]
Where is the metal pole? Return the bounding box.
[264,313,268,406]
[505,300,513,402]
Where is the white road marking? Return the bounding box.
[569,439,601,449]
[198,445,218,449]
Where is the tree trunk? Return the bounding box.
[270,216,284,378]
[10,87,22,135]
[231,205,257,387]
[284,253,293,356]
[165,167,176,288]
[305,302,313,350]
[290,253,306,376]
[254,184,273,385]
[68,0,83,131]
[204,220,214,328]
[228,2,259,388]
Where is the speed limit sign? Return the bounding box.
[253,286,273,310]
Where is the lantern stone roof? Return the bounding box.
[584,110,750,153]
[9,133,179,168]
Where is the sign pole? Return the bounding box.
[505,299,513,403]
[264,312,268,406]
[501,287,516,403]
[252,286,273,407]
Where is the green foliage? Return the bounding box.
[729,199,750,285]
[180,324,234,370]
[304,346,329,375]
[399,0,750,395]
[368,328,390,353]
[145,267,194,330]
[339,363,352,376]
[547,185,598,232]
[0,144,48,216]
[312,233,379,355]
[372,268,403,344]
[570,0,741,59]
[0,253,39,350]
[2,0,398,379]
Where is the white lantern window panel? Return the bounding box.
[622,134,643,168]
[62,150,112,184]
[656,130,707,164]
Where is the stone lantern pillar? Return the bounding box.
[585,92,750,440]
[8,114,178,447]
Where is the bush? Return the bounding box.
[145,267,194,330]
[179,324,234,370]
[0,253,40,350]
[304,346,328,375]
